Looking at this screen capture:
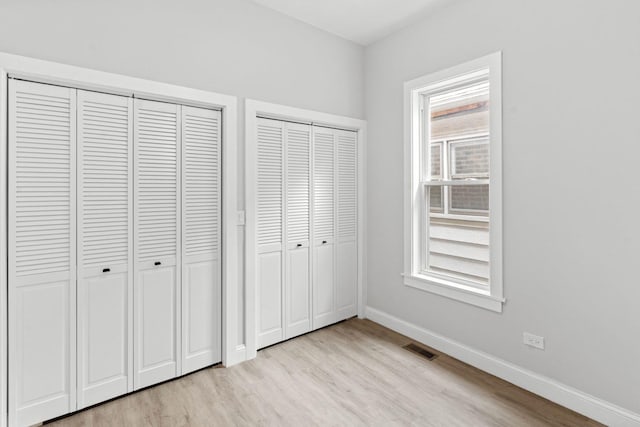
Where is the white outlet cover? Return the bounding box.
[523,332,545,350]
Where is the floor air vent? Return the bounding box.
[403,343,438,361]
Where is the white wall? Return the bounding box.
[365,0,640,415]
[0,0,363,118]
[0,0,364,349]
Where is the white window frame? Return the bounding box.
[403,52,504,312]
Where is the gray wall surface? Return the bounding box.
[364,0,640,413]
[0,0,364,119]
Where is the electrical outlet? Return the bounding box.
[523,332,544,350]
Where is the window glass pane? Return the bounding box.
[430,144,441,178]
[451,140,489,177]
[450,184,489,212]
[428,186,442,212]
[430,82,489,141]
[426,192,490,287]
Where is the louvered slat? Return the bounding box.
[337,130,357,239]
[135,101,178,260]
[183,107,220,256]
[13,83,73,277]
[257,119,283,248]
[79,92,130,267]
[286,124,310,245]
[313,129,334,240]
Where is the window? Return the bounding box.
[404,52,503,312]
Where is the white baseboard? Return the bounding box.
[224,344,247,367]
[365,306,640,427]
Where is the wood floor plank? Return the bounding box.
[48,319,603,427]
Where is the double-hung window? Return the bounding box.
[404,52,504,312]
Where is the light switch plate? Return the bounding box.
[237,210,246,226]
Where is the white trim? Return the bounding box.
[225,344,248,367]
[245,99,366,360]
[365,306,640,427]
[0,68,7,427]
[0,51,239,420]
[403,52,503,312]
[403,274,503,312]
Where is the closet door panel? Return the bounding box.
[336,240,357,319]
[183,259,219,373]
[312,127,335,328]
[313,243,335,328]
[8,80,77,426]
[80,273,128,406]
[137,264,178,386]
[336,130,358,319]
[134,99,180,389]
[181,106,221,373]
[285,246,310,339]
[284,123,311,339]
[257,252,282,348]
[312,128,335,245]
[77,90,133,408]
[256,119,284,348]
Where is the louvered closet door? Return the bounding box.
[181,106,221,374]
[256,118,284,349]
[8,80,77,426]
[284,123,311,339]
[77,90,133,408]
[336,130,358,320]
[134,99,181,389]
[312,127,336,329]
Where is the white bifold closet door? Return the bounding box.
[311,126,336,329]
[8,80,77,426]
[312,126,358,329]
[133,99,181,389]
[335,129,358,319]
[256,118,312,349]
[181,106,222,374]
[256,118,285,349]
[77,90,133,408]
[284,122,311,340]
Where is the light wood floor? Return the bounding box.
[49,319,602,426]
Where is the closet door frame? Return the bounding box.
[245,100,366,360]
[0,52,239,427]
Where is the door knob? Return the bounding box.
[102,268,110,273]
[155,261,162,266]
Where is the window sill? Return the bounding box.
[402,273,504,313]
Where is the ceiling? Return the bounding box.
[251,0,453,46]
